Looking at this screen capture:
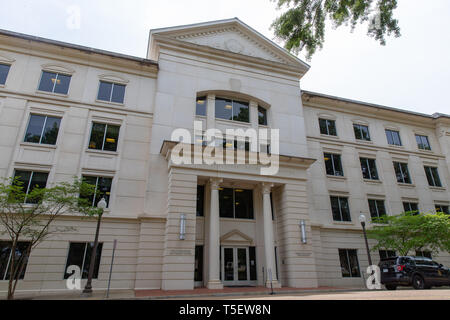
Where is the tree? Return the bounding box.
[0,177,101,300]
[271,0,401,59]
[366,211,450,256]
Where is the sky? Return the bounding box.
[0,0,449,115]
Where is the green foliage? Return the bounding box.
[367,211,450,256]
[271,0,401,59]
[0,177,101,299]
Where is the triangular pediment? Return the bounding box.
[220,229,253,245]
[148,18,309,72]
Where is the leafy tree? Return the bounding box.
[271,0,401,59]
[367,211,450,257]
[0,177,101,300]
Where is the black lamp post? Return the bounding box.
[82,197,107,296]
[359,213,373,266]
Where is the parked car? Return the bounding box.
[379,256,450,290]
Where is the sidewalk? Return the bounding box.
[4,286,366,300]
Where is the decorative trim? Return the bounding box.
[220,229,253,245]
[99,73,129,84]
[0,53,16,64]
[41,63,75,75]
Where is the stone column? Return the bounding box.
[207,178,223,289]
[261,183,281,288]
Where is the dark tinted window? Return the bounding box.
[394,162,411,184]
[360,158,379,180]
[215,98,233,121]
[369,200,387,220]
[436,205,449,215]
[38,71,71,94]
[319,119,337,136]
[379,250,396,260]
[80,176,112,207]
[232,100,249,123]
[219,188,234,218]
[386,130,402,146]
[234,189,254,219]
[64,242,103,279]
[24,114,61,145]
[0,64,11,85]
[324,153,344,176]
[424,166,442,187]
[331,196,351,222]
[258,106,268,125]
[249,247,257,281]
[403,202,419,214]
[88,123,120,152]
[194,246,203,282]
[339,249,360,278]
[415,251,432,259]
[196,96,207,116]
[97,81,125,103]
[354,124,371,141]
[0,241,31,280]
[13,170,49,204]
[416,135,431,150]
[196,185,204,217]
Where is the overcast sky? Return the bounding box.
[1,0,449,115]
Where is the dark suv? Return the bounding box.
[379,256,450,290]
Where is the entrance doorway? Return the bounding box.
[221,247,257,286]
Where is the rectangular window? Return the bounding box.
[80,176,112,208]
[97,81,126,104]
[435,205,449,215]
[368,199,387,220]
[219,188,254,219]
[403,202,419,215]
[379,250,396,260]
[64,242,103,279]
[88,123,120,152]
[215,98,249,123]
[0,241,31,280]
[385,129,402,146]
[258,106,268,126]
[196,185,204,217]
[194,246,203,282]
[360,158,379,180]
[415,250,432,259]
[24,114,61,145]
[13,170,48,204]
[324,153,344,177]
[339,249,361,278]
[424,166,442,187]
[393,162,411,184]
[196,96,207,116]
[353,124,371,141]
[0,63,11,85]
[319,119,337,136]
[249,246,257,281]
[416,135,431,151]
[38,71,71,94]
[330,196,351,222]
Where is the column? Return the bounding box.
[262,183,281,288]
[207,178,223,289]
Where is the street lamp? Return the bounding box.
[82,197,107,296]
[359,213,372,266]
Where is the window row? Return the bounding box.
[12,170,112,207]
[324,153,443,187]
[331,196,449,222]
[23,114,120,151]
[0,241,103,281]
[0,64,126,104]
[319,118,432,151]
[196,96,268,125]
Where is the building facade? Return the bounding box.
[0,19,449,295]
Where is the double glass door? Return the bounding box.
[221,247,255,286]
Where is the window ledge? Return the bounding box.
[387,144,405,149]
[418,149,433,154]
[215,118,251,127]
[398,183,415,188]
[332,221,354,226]
[258,124,269,129]
[85,149,118,156]
[0,84,5,89]
[95,99,125,107]
[35,90,69,98]
[195,115,207,119]
[327,175,347,181]
[429,186,446,192]
[364,179,382,185]
[20,142,57,149]
[320,134,339,139]
[355,139,373,145]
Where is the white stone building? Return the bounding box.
[0,18,448,294]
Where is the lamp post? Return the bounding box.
[359,213,372,266]
[82,197,107,296]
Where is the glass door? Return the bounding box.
[221,247,253,286]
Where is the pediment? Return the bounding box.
[149,18,309,71]
[220,229,253,245]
